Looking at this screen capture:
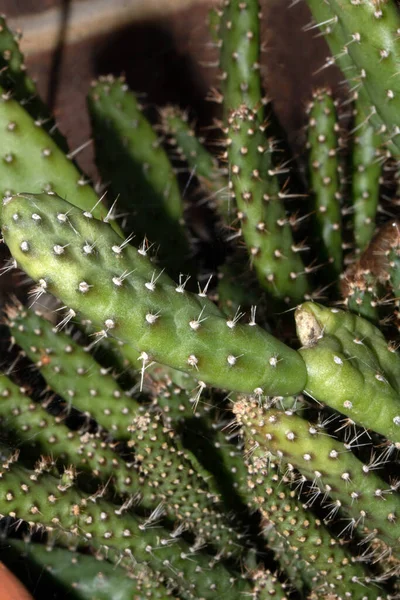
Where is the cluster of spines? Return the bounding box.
[243,445,381,598]
[234,399,400,557]
[0,449,250,600]
[6,301,246,558]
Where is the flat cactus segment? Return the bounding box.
[307,89,342,275]
[351,104,383,253]
[235,400,400,554]
[325,0,400,156]
[295,302,400,443]
[0,453,250,600]
[218,0,263,116]
[0,373,139,496]
[226,105,309,304]
[7,303,140,440]
[0,92,112,226]
[245,449,378,598]
[1,192,307,396]
[88,75,191,274]
[6,541,173,600]
[0,16,68,151]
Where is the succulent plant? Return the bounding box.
[0,1,399,599]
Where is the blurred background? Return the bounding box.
[2,0,344,181]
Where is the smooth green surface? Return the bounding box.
[0,91,113,227]
[296,302,400,444]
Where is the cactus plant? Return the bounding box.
[0,2,399,599]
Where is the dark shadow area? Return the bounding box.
[46,0,72,111]
[93,16,219,134]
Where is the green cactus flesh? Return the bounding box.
[1,192,307,396]
[0,372,140,497]
[245,449,382,598]
[307,89,343,276]
[0,17,68,151]
[87,75,192,275]
[5,540,173,600]
[7,302,140,440]
[218,0,263,118]
[323,0,400,156]
[0,451,250,600]
[226,105,309,303]
[6,303,242,555]
[235,400,400,554]
[160,105,232,223]
[0,91,113,226]
[295,302,400,445]
[351,103,383,253]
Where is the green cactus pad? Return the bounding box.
[6,540,173,600]
[0,372,140,496]
[7,302,140,440]
[127,409,244,557]
[0,91,114,228]
[226,105,309,304]
[1,192,307,396]
[295,302,400,445]
[235,399,400,553]
[218,0,263,117]
[88,75,192,275]
[0,16,68,151]
[351,103,383,253]
[307,89,343,276]
[245,448,381,598]
[325,0,400,156]
[0,452,250,600]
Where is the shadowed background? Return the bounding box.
[2,0,344,181]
